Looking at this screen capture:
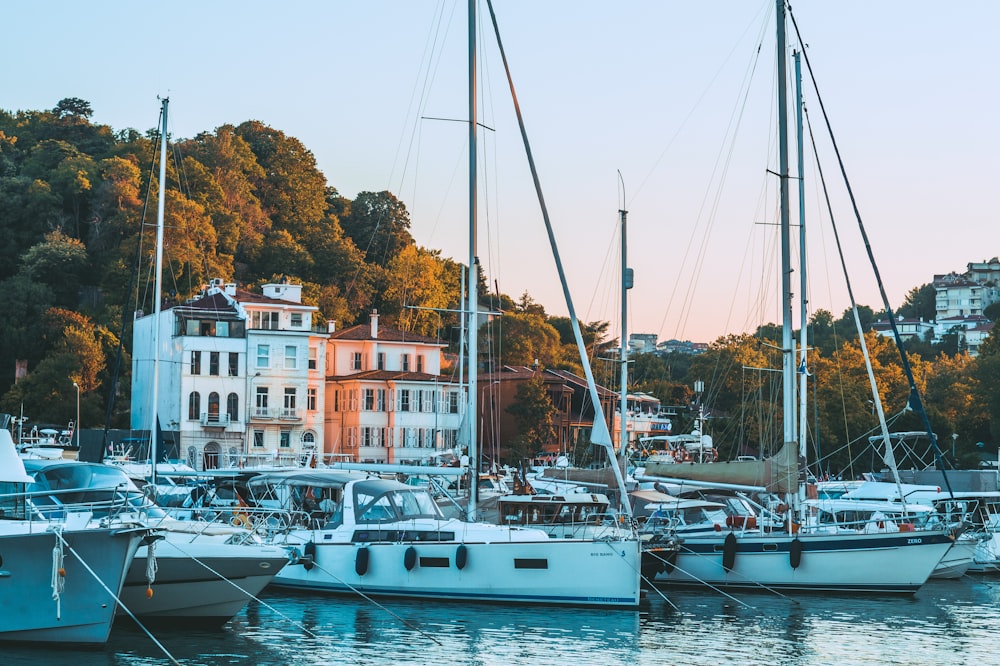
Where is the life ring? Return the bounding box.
[231,512,252,528]
[455,544,468,570]
[404,546,417,571]
[355,546,370,576]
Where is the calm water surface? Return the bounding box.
[7,577,1000,665]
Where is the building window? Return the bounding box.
[208,392,220,421]
[284,387,297,412]
[401,354,410,372]
[217,321,229,337]
[209,352,220,376]
[308,346,317,370]
[251,311,279,330]
[351,352,363,371]
[255,387,269,417]
[399,389,410,412]
[227,392,239,422]
[290,312,303,328]
[228,352,239,376]
[191,351,201,375]
[333,390,340,412]
[279,430,291,448]
[253,430,264,448]
[421,390,433,412]
[188,391,200,420]
[376,389,386,412]
[448,391,460,414]
[377,352,385,370]
[302,431,316,446]
[364,389,375,411]
[416,355,424,373]
[284,345,297,370]
[256,344,270,369]
[307,387,317,411]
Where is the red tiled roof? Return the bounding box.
[326,370,458,383]
[330,323,444,345]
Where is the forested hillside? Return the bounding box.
[0,98,997,476]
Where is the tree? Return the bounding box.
[382,245,460,335]
[896,283,936,321]
[19,230,90,307]
[505,376,557,464]
[340,191,414,267]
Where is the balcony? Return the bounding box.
[278,408,302,422]
[200,413,231,428]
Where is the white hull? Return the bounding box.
[273,533,641,607]
[968,533,1000,574]
[650,530,953,593]
[118,540,289,623]
[930,538,977,579]
[0,525,144,645]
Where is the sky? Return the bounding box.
[4,1,998,345]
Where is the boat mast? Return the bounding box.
[151,97,168,486]
[794,49,808,501]
[618,186,630,464]
[776,0,795,453]
[466,0,479,521]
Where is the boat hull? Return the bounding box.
[118,540,289,624]
[0,525,144,645]
[649,529,953,593]
[272,535,641,608]
[930,538,977,579]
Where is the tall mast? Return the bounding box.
[618,203,630,461]
[151,97,168,485]
[794,49,808,466]
[776,0,795,449]
[466,0,479,520]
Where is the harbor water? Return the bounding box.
[7,576,1000,665]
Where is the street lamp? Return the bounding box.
[72,381,80,449]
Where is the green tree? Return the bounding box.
[19,230,90,307]
[896,283,937,321]
[505,376,557,464]
[341,191,414,267]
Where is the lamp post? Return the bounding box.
[72,381,80,449]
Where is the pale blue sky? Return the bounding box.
[4,1,998,343]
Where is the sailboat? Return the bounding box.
[637,0,953,594]
[264,0,641,608]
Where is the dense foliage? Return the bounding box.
[0,99,995,475]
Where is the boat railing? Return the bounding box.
[10,485,143,526]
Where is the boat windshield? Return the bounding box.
[354,484,443,523]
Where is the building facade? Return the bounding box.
[131,280,326,470]
[325,311,463,465]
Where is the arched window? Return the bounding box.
[227,392,239,422]
[302,431,316,445]
[208,392,220,420]
[188,392,201,420]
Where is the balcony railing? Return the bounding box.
[200,413,231,427]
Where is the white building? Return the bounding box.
[325,311,463,465]
[131,280,326,470]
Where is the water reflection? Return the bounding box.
[5,578,1000,665]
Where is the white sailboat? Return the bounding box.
[639,0,953,594]
[264,0,641,607]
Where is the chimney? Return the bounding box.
[370,309,379,339]
[327,320,337,333]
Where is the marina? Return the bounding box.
[5,577,1000,665]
